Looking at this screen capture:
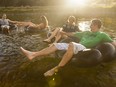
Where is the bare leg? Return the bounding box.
[54,32,62,43]
[44,28,61,43]
[58,43,74,66]
[48,34,68,47]
[44,42,74,77]
[20,45,58,60]
[48,33,62,47]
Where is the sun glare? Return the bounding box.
[66,0,87,8]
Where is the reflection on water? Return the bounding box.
[78,21,91,31]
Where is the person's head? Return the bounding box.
[67,16,76,24]
[2,13,7,19]
[90,19,102,32]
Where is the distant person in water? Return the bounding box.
[43,16,81,44]
[0,13,18,34]
[17,15,49,30]
[20,19,116,77]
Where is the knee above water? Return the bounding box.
[68,42,74,48]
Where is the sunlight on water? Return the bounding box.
[78,21,91,31]
[46,72,61,87]
[48,78,56,87]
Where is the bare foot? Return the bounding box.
[44,66,58,77]
[20,47,35,60]
[43,39,51,43]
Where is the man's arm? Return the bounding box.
[60,31,76,36]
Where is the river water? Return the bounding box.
[0,11,116,87]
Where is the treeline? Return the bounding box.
[0,0,65,7]
[0,0,116,7]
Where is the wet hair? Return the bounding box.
[2,13,7,17]
[91,19,102,29]
[67,16,76,23]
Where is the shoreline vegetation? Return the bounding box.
[0,6,115,17]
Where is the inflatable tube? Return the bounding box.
[113,50,116,59]
[96,43,116,62]
[56,42,116,67]
[56,49,102,67]
[72,49,102,67]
